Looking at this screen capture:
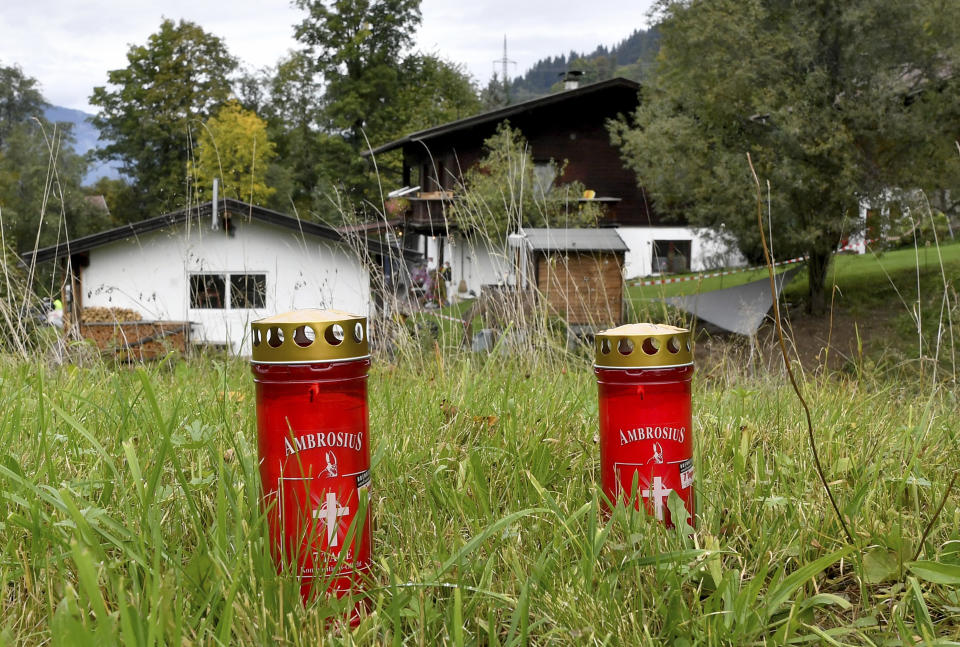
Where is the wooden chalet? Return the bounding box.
[366,77,658,236]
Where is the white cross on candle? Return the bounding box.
[641,476,673,520]
[314,492,350,547]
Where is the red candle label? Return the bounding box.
[254,362,372,601]
[274,443,372,589]
[596,366,695,529]
[609,425,694,526]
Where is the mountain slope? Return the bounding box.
[43,106,122,184]
[508,27,659,102]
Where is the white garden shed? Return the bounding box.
[27,199,391,356]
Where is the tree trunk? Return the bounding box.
[806,250,832,315]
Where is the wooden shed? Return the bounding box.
[513,228,627,326]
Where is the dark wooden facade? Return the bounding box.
[369,78,667,232]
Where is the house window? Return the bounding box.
[230,274,266,309]
[533,161,557,196]
[189,273,266,309]
[190,274,226,309]
[653,240,692,274]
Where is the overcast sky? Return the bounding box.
[0,0,654,113]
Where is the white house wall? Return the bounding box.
[615,226,746,278]
[426,234,510,296]
[422,227,744,288]
[81,219,369,355]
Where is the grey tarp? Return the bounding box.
[664,267,801,336]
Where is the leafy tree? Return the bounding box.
[189,100,277,205]
[394,56,479,134]
[271,1,482,220]
[237,53,323,213]
[292,0,420,200]
[294,0,420,143]
[612,0,960,313]
[90,19,237,217]
[373,55,480,186]
[0,63,99,256]
[453,122,600,238]
[84,177,138,226]
[0,62,46,149]
[480,72,508,110]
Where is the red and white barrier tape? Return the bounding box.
[630,255,808,287]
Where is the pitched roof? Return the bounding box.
[364,77,641,156]
[521,228,628,253]
[22,198,411,265]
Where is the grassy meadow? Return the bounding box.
[0,333,958,644]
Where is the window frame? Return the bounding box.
[189,273,227,310]
[188,271,268,311]
[229,273,267,310]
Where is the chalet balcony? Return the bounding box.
[399,189,624,234]
[403,191,456,234]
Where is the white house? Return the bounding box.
[422,233,511,296]
[614,226,747,279]
[27,199,391,355]
[421,226,746,295]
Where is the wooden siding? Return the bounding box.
[535,251,624,325]
[399,83,669,227]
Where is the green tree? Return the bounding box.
[0,63,98,256]
[480,72,508,110]
[189,100,277,205]
[373,55,480,186]
[294,0,420,143]
[293,0,420,203]
[393,56,479,136]
[0,62,46,149]
[241,51,330,214]
[84,177,138,226]
[612,0,960,313]
[454,122,600,238]
[240,2,481,219]
[90,19,237,218]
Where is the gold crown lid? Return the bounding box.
[595,323,693,368]
[251,309,369,363]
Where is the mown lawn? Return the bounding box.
[0,346,958,644]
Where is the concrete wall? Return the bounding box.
[81,219,369,355]
[615,226,746,278]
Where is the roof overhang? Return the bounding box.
[21,199,416,265]
[518,227,629,253]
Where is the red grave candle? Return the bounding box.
[594,324,695,528]
[251,310,372,616]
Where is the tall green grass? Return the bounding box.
[2,119,958,645]
[0,351,957,644]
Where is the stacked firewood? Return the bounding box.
[80,307,143,323]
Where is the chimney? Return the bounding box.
[212,177,220,230]
[560,70,584,90]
